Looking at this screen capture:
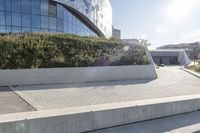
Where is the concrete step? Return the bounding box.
[1,94,200,133]
[89,111,200,133]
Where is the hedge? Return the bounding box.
[0,33,149,69]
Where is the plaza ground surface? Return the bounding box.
[0,87,34,114]
[10,66,200,111]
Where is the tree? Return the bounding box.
[139,39,151,48]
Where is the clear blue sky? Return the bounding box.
[110,0,200,49]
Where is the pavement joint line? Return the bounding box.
[9,86,37,111]
[181,67,200,79]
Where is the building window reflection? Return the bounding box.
[0,0,98,36]
[22,14,31,27]
[22,0,31,13]
[12,12,21,26]
[12,0,21,12]
[31,15,41,28]
[49,1,57,17]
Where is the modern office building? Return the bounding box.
[0,0,112,38]
[150,50,191,66]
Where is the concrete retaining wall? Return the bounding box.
[0,65,157,86]
[0,95,200,133]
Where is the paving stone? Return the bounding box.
[12,66,200,110]
[0,87,35,114]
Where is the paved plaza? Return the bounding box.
[11,66,200,111]
[0,87,34,114]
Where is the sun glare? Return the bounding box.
[156,26,168,34]
[165,0,200,22]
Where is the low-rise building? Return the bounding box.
[150,50,191,66]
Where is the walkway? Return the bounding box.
[0,87,34,114]
[11,66,200,110]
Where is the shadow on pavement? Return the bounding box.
[12,79,155,91]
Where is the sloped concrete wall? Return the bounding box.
[0,95,200,133]
[0,65,157,86]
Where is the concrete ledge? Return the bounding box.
[90,111,200,133]
[0,65,157,86]
[1,95,200,133]
[181,67,200,79]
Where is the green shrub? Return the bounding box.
[0,33,149,69]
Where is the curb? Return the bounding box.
[181,67,200,79]
[1,94,200,133]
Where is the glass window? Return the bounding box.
[31,0,40,14]
[49,1,57,17]
[22,14,31,27]
[72,24,76,34]
[41,28,49,32]
[64,9,69,21]
[57,19,63,32]
[77,26,81,35]
[6,12,11,25]
[80,28,84,36]
[64,21,68,33]
[22,27,31,32]
[31,28,41,32]
[12,0,21,12]
[22,0,31,13]
[0,26,5,33]
[69,23,72,34]
[72,15,77,25]
[31,15,41,28]
[49,29,57,33]
[76,19,81,26]
[12,26,21,33]
[0,0,5,11]
[68,12,73,23]
[41,0,48,16]
[49,17,56,30]
[0,11,5,25]
[41,16,49,29]
[12,12,21,26]
[5,0,11,11]
[57,4,63,19]
[5,26,11,33]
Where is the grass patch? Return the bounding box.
[186,65,200,73]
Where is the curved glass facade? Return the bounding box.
[0,0,113,37]
[54,0,112,38]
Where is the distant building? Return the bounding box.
[112,27,121,39]
[157,42,200,59]
[150,50,191,66]
[121,39,139,45]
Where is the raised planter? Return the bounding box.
[0,65,157,86]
